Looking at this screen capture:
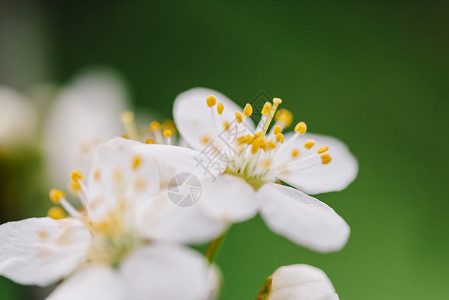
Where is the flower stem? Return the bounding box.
[205,226,231,264]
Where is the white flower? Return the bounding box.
[42,70,130,188]
[0,86,38,150]
[0,138,219,300]
[169,87,358,252]
[259,264,339,300]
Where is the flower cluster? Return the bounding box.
[0,85,357,299]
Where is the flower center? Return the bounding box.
[203,96,331,189]
[47,168,143,268]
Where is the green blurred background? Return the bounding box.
[1,0,448,299]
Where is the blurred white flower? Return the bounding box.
[258,264,339,300]
[0,138,218,300]
[42,70,129,188]
[0,86,38,150]
[170,87,358,252]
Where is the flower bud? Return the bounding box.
[256,264,339,300]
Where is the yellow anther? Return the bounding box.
[132,155,143,170]
[235,112,243,124]
[145,139,155,144]
[48,207,66,220]
[93,169,101,181]
[217,102,224,115]
[321,153,332,164]
[202,136,211,144]
[120,111,134,124]
[223,121,230,131]
[291,148,300,158]
[276,133,285,143]
[237,135,251,144]
[267,140,276,149]
[262,98,282,134]
[206,95,217,107]
[121,134,129,139]
[317,146,329,154]
[294,122,307,135]
[261,102,272,115]
[251,144,260,154]
[251,137,264,148]
[70,169,83,182]
[243,104,253,117]
[121,111,139,140]
[70,180,81,192]
[162,120,176,132]
[49,189,65,204]
[163,129,172,137]
[304,140,315,149]
[254,131,262,138]
[273,125,282,135]
[275,109,293,127]
[149,121,160,131]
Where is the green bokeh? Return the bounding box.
[3,0,449,299]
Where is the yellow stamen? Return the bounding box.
[304,140,315,149]
[163,129,172,137]
[120,111,139,140]
[291,148,300,158]
[224,121,230,131]
[49,189,65,204]
[121,134,129,139]
[206,95,217,107]
[48,207,66,220]
[273,125,282,135]
[267,140,276,149]
[321,153,332,164]
[235,112,243,124]
[202,136,211,144]
[217,102,224,115]
[275,109,293,128]
[93,169,101,181]
[317,146,329,154]
[162,120,176,133]
[261,102,272,115]
[294,122,307,135]
[276,133,285,143]
[149,121,161,131]
[70,181,81,192]
[132,155,143,170]
[243,104,253,117]
[145,139,155,144]
[262,98,282,134]
[70,169,83,182]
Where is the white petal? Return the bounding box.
[269,264,337,300]
[47,266,125,300]
[258,183,349,252]
[87,137,161,222]
[0,217,90,286]
[173,87,254,151]
[0,86,37,149]
[120,243,210,300]
[137,192,226,244]
[42,70,129,188]
[200,174,259,223]
[275,133,358,194]
[134,143,210,187]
